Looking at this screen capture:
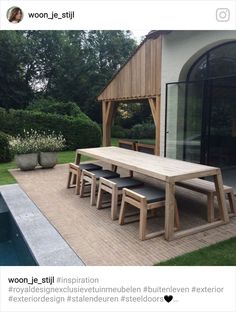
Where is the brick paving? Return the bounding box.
[11,163,236,266]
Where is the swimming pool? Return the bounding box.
[0,185,84,266]
[0,196,36,265]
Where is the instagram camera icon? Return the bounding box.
[216,8,230,22]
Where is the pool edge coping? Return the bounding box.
[0,184,85,266]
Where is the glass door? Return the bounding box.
[165,76,236,168]
[206,76,236,168]
[165,81,204,163]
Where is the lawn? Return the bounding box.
[0,152,93,186]
[157,237,236,266]
[0,160,17,185]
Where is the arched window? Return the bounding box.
[166,41,236,168]
[187,41,236,81]
[185,41,236,166]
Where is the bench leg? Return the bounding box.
[67,171,72,189]
[112,165,117,172]
[164,182,175,241]
[90,177,97,206]
[111,186,118,220]
[213,173,229,223]
[151,209,158,217]
[72,173,77,185]
[207,193,215,222]
[80,174,86,198]
[75,169,81,195]
[139,203,147,240]
[174,199,180,229]
[228,191,236,215]
[96,183,103,209]
[119,196,127,225]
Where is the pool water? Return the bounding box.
[0,241,21,265]
[0,195,36,266]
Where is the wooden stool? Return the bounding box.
[96,177,144,220]
[67,163,102,195]
[176,178,236,222]
[119,186,180,240]
[80,169,120,206]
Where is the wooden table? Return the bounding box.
[76,146,229,241]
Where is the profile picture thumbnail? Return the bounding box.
[7,7,23,23]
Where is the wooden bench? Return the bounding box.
[80,169,119,206]
[119,185,180,240]
[96,177,144,220]
[118,139,137,150]
[66,163,102,195]
[136,143,155,155]
[176,178,236,222]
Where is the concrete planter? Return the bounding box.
[38,152,58,169]
[15,153,38,171]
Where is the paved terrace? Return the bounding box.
[11,163,236,266]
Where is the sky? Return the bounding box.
[130,30,150,43]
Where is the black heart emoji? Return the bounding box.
[164,295,173,303]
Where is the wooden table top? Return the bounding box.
[77,147,220,182]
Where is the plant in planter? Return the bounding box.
[9,130,40,171]
[38,132,66,168]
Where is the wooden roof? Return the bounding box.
[97,31,170,102]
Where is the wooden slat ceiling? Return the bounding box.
[97,31,170,102]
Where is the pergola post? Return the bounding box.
[149,97,161,155]
[102,100,117,146]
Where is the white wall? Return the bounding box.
[160,30,236,156]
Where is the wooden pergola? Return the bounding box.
[97,31,168,155]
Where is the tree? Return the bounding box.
[40,31,137,122]
[0,31,137,123]
[81,31,137,121]
[0,31,33,109]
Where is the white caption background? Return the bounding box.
[0,0,235,30]
[0,266,235,312]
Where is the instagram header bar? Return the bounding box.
[0,0,235,30]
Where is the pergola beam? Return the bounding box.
[102,101,117,146]
[102,97,161,156]
[148,97,161,155]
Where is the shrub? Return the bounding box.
[0,131,13,163]
[111,125,131,138]
[38,132,66,152]
[0,108,101,150]
[27,98,85,118]
[111,123,155,140]
[130,123,155,139]
[9,130,41,155]
[9,130,66,155]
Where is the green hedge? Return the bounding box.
[0,108,101,150]
[130,123,155,139]
[112,122,155,139]
[0,131,13,163]
[28,98,87,118]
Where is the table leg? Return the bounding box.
[165,181,175,241]
[75,153,81,165]
[213,171,229,223]
[111,164,117,172]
